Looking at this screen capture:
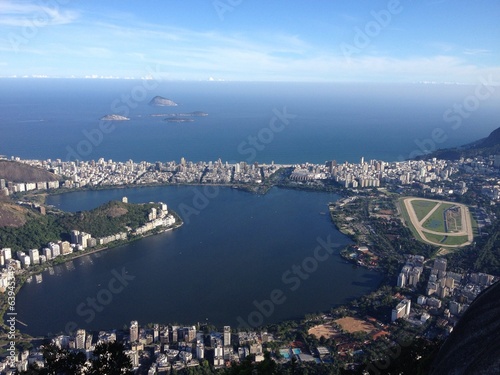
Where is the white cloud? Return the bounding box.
[463,48,491,56]
[1,7,498,84]
[0,1,79,27]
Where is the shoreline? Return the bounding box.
[20,179,347,207]
[34,223,182,270]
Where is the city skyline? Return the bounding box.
[0,0,499,83]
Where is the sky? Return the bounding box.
[0,0,499,83]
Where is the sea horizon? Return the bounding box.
[1,79,499,165]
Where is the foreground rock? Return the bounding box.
[430,280,500,374]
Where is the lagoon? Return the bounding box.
[16,186,382,336]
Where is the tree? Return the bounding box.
[88,342,133,375]
[34,343,87,374]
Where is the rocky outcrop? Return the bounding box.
[100,114,130,121]
[0,160,60,183]
[430,281,500,374]
[149,96,178,106]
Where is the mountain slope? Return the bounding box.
[0,160,60,182]
[417,125,500,160]
[476,126,500,148]
[0,202,30,228]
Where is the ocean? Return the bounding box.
[1,79,498,164]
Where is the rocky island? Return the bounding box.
[100,114,130,121]
[182,111,208,117]
[149,96,178,107]
[151,111,208,117]
[163,118,195,123]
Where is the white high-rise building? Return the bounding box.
[48,242,60,257]
[433,258,447,273]
[78,232,92,248]
[391,299,411,322]
[29,249,40,265]
[125,350,139,367]
[153,324,159,343]
[1,248,12,261]
[397,273,406,288]
[75,329,86,350]
[223,326,231,347]
[214,345,224,366]
[404,299,411,316]
[21,255,31,268]
[148,208,157,221]
[42,248,52,260]
[70,230,80,245]
[130,321,139,343]
[196,341,204,359]
[58,241,72,255]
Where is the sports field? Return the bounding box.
[334,317,375,334]
[308,324,341,340]
[400,198,473,247]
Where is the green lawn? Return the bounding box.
[441,235,469,246]
[423,232,446,244]
[422,232,469,247]
[410,200,439,222]
[399,198,427,243]
[471,212,479,236]
[422,203,454,232]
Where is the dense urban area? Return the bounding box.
[0,152,500,374]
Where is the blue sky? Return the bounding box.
[0,0,499,82]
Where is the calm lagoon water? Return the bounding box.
[16,186,382,336]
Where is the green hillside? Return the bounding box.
[417,126,500,161]
[0,200,157,251]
